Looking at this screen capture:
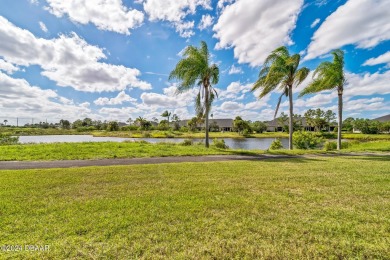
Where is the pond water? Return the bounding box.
[18,135,289,150]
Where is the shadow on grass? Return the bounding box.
[348,155,390,162]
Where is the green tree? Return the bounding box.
[59,119,70,129]
[161,111,171,126]
[252,46,309,150]
[343,117,355,132]
[277,112,289,132]
[324,110,336,132]
[107,121,119,131]
[233,116,251,134]
[169,41,219,148]
[251,121,267,133]
[171,114,180,130]
[300,49,346,150]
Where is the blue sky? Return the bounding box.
[0,0,389,125]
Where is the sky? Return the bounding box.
[0,0,389,125]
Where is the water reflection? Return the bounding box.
[18,135,289,150]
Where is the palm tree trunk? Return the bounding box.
[337,92,343,150]
[205,88,210,148]
[288,86,293,150]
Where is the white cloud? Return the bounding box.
[344,97,388,112]
[344,71,390,97]
[94,91,137,106]
[213,0,304,66]
[198,14,214,30]
[0,16,151,92]
[0,59,18,74]
[305,0,390,60]
[142,0,211,38]
[44,0,144,35]
[0,71,91,121]
[310,18,320,28]
[217,0,234,10]
[228,64,243,74]
[221,101,244,110]
[216,81,252,100]
[39,21,48,32]
[363,51,390,67]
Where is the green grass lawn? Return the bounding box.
[0,140,389,161]
[0,156,389,259]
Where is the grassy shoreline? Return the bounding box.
[1,127,390,140]
[0,140,389,161]
[1,157,389,258]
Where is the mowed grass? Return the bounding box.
[0,140,389,161]
[0,142,235,161]
[0,156,389,259]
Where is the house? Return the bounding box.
[178,118,234,131]
[265,116,336,132]
[373,114,390,122]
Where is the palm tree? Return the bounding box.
[251,46,309,150]
[169,41,219,148]
[161,110,171,126]
[299,49,345,150]
[3,119,7,126]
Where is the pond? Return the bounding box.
[18,135,289,150]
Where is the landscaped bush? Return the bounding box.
[213,139,229,149]
[293,131,323,149]
[180,139,193,146]
[323,141,351,151]
[0,134,19,145]
[180,126,189,132]
[269,139,283,150]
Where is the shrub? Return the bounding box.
[0,134,19,145]
[165,132,175,138]
[293,131,323,149]
[324,141,350,151]
[269,139,283,150]
[180,126,189,132]
[142,132,151,138]
[180,139,193,146]
[242,129,252,137]
[213,139,229,149]
[76,126,96,132]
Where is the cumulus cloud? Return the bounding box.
[228,64,243,74]
[0,16,151,92]
[217,0,234,10]
[39,21,48,32]
[213,0,304,66]
[0,71,91,121]
[0,59,19,74]
[142,0,211,37]
[305,0,390,60]
[44,0,144,35]
[363,51,390,67]
[344,71,390,97]
[198,14,214,30]
[94,91,137,106]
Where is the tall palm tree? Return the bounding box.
[299,49,345,150]
[161,110,171,126]
[169,41,219,148]
[252,46,309,150]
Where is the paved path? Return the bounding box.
[0,154,298,170]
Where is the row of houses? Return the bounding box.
[177,118,333,132]
[177,113,390,132]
